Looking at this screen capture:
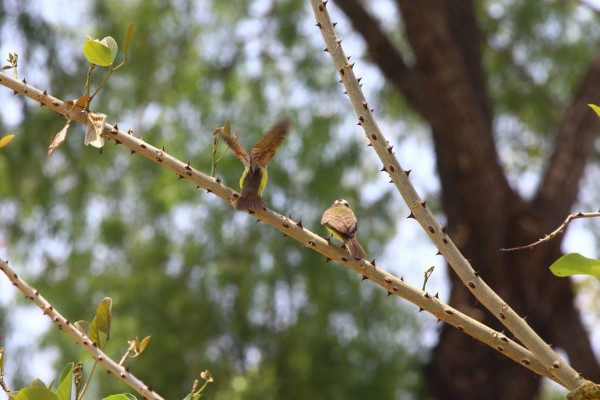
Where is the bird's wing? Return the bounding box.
[250,119,290,168]
[220,120,250,166]
[322,207,358,236]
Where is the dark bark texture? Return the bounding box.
[337,1,600,399]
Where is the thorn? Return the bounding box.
[441,226,447,234]
[333,22,338,27]
[386,145,394,154]
[43,90,48,95]
[216,177,222,183]
[357,77,362,83]
[421,201,427,208]
[316,22,322,28]
[22,78,27,84]
[130,150,136,155]
[114,124,119,130]
[407,212,415,219]
[362,101,368,110]
[323,47,329,53]
[380,166,386,172]
[178,175,184,180]
[387,291,393,297]
[206,189,212,193]
[405,170,412,177]
[418,307,424,312]
[435,292,439,298]
[325,257,332,263]
[436,251,441,255]
[371,259,376,266]
[400,277,404,281]
[114,140,121,145]
[295,220,303,228]
[437,319,442,323]
[349,62,355,69]
[362,275,369,281]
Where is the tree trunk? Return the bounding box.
[337,0,600,398]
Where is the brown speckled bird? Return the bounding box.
[321,199,367,260]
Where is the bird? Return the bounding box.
[321,199,367,260]
[220,119,290,211]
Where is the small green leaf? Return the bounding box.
[14,386,58,400]
[549,253,600,278]
[138,336,151,353]
[31,379,46,388]
[588,104,600,118]
[90,317,99,345]
[73,320,91,337]
[83,40,113,66]
[55,364,73,400]
[123,24,134,57]
[102,394,137,400]
[100,36,118,64]
[95,297,113,335]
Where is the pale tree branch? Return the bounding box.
[501,211,600,252]
[0,259,166,400]
[0,71,564,384]
[309,0,586,391]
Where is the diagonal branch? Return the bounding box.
[0,259,166,400]
[534,51,600,226]
[0,71,560,383]
[309,0,585,391]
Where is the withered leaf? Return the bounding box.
[85,112,107,148]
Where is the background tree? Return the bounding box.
[1,1,600,400]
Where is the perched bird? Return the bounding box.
[220,119,290,211]
[321,199,367,260]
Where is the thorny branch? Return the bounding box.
[501,211,600,252]
[0,70,565,384]
[309,0,585,391]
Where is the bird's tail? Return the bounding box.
[345,237,366,260]
[233,195,267,212]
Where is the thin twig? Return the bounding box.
[309,0,584,390]
[0,260,165,400]
[0,71,563,382]
[501,211,600,252]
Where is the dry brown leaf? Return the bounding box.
[48,121,71,155]
[85,112,107,148]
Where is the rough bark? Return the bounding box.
[337,1,600,399]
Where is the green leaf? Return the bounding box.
[102,394,137,400]
[14,386,58,400]
[83,40,114,66]
[31,379,46,388]
[73,320,91,337]
[123,24,134,57]
[90,317,99,346]
[55,363,73,400]
[549,253,600,278]
[100,36,118,64]
[95,297,113,335]
[588,104,600,118]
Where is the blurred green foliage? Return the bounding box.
[0,1,422,399]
